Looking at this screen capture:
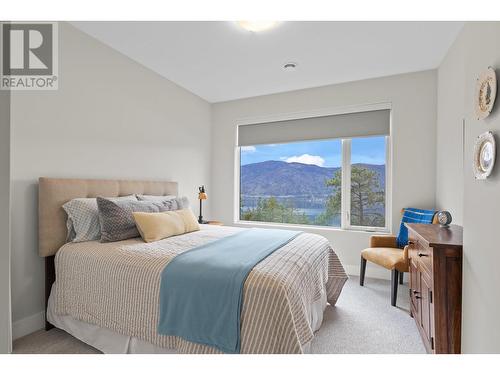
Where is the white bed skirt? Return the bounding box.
[47,287,327,354]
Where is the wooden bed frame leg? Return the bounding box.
[45,255,55,331]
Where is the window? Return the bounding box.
[347,136,387,229]
[237,108,390,231]
[239,136,388,230]
[240,139,343,227]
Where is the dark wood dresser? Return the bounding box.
[405,223,463,354]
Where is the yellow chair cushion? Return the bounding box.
[133,209,200,243]
[361,247,408,272]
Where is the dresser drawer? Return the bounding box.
[408,257,420,322]
[408,237,432,275]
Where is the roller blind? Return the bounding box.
[238,109,390,146]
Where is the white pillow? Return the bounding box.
[63,195,137,242]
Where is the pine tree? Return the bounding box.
[318,166,384,227]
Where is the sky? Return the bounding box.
[240,136,386,167]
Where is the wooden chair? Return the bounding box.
[359,209,438,306]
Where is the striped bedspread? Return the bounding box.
[52,225,347,354]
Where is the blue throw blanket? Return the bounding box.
[157,228,302,353]
[397,208,436,248]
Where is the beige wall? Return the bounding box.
[9,22,212,337]
[437,22,500,353]
[436,35,466,225]
[211,70,438,275]
[0,89,12,352]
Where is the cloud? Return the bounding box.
[285,154,325,167]
[241,146,256,153]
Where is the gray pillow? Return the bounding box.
[63,195,137,242]
[136,194,176,202]
[172,196,190,209]
[136,195,190,209]
[96,197,189,242]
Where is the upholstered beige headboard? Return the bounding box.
[38,177,178,257]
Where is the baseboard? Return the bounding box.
[12,311,45,340]
[343,263,392,281]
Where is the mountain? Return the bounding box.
[240,160,385,197]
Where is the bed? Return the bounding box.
[39,177,348,354]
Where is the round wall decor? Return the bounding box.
[473,131,496,180]
[475,67,497,120]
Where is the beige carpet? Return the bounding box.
[310,276,425,353]
[13,326,101,354]
[13,276,425,354]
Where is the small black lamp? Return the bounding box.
[198,185,208,224]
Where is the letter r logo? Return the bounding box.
[2,23,53,76]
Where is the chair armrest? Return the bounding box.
[370,235,397,248]
[403,245,409,263]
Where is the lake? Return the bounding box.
[241,206,341,227]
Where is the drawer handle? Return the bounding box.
[415,296,422,299]
[418,252,428,257]
[413,290,420,295]
[408,240,415,246]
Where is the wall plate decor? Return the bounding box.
[473,131,496,179]
[475,67,497,120]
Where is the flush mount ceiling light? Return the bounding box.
[283,62,297,71]
[237,21,279,32]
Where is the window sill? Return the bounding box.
[234,220,390,235]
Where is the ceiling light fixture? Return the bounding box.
[283,62,297,71]
[237,21,278,32]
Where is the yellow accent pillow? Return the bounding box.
[132,209,200,243]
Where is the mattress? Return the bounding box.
[51,224,347,354]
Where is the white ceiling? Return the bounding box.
[72,21,463,103]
